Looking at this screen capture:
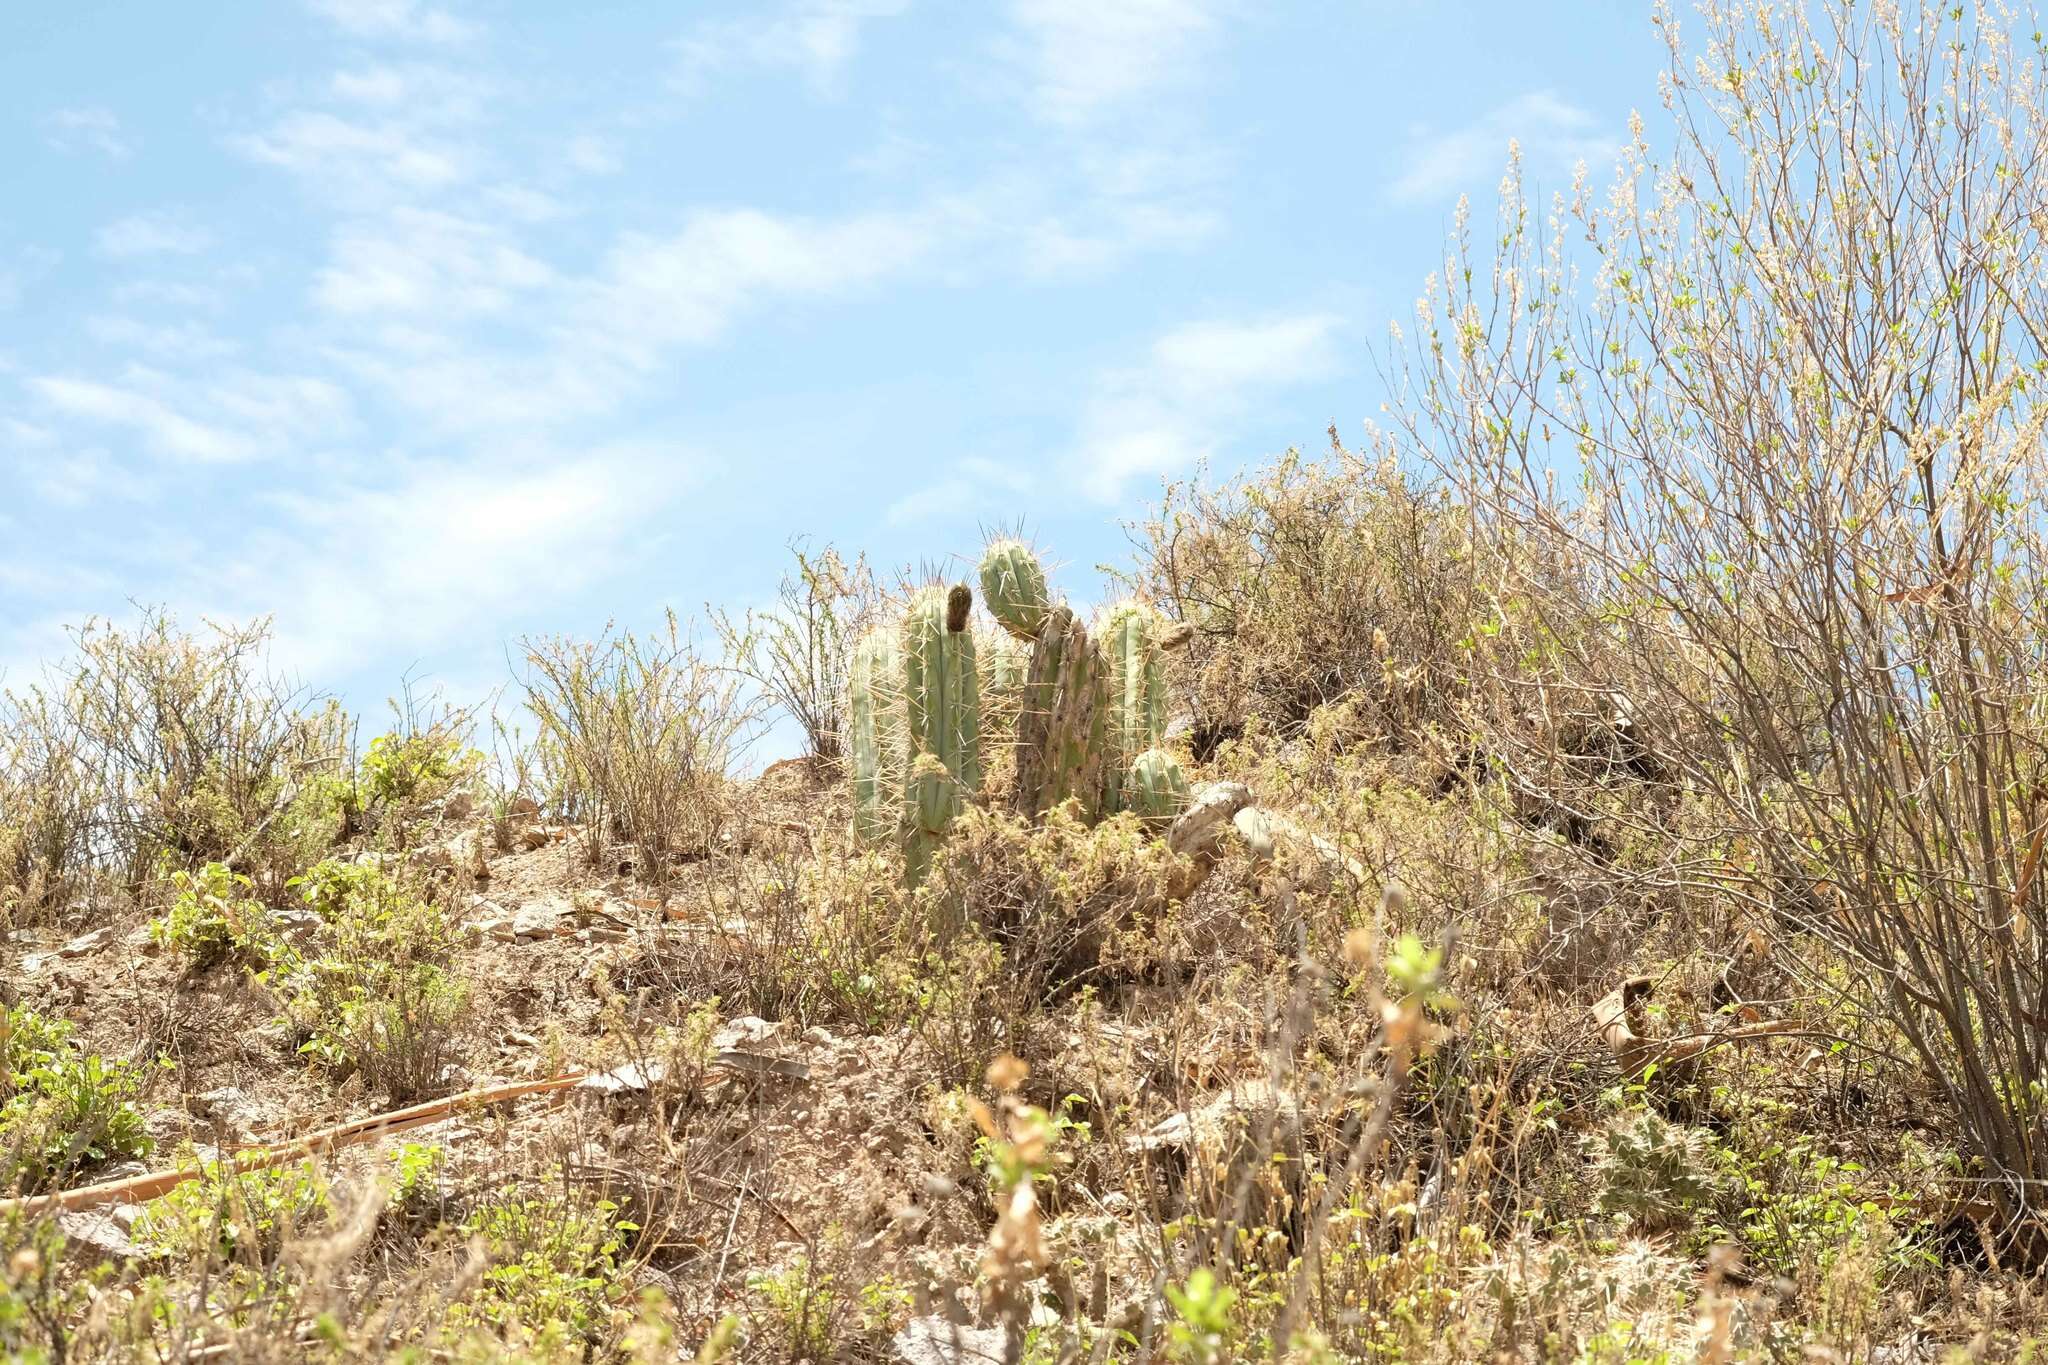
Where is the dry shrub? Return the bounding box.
[1125,442,1487,757]
[637,834,923,1032]
[920,803,1192,1000]
[518,612,757,877]
[0,688,92,924]
[1396,0,2048,1248]
[711,539,876,768]
[2,610,348,907]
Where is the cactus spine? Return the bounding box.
[979,539,1052,642]
[1012,604,1106,820]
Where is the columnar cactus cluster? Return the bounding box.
[846,539,1192,878]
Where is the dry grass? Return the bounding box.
[14,2,2048,1358]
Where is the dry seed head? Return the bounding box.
[986,1053,1029,1092]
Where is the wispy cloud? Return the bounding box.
[234,111,470,193]
[253,443,694,676]
[304,0,477,44]
[886,455,1034,527]
[95,211,214,259]
[593,205,946,354]
[1001,0,1226,126]
[85,315,241,361]
[28,370,352,464]
[1067,313,1343,502]
[314,208,554,318]
[675,0,909,95]
[1390,90,1618,205]
[43,106,132,159]
[0,247,61,312]
[6,425,155,508]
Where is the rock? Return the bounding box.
[57,1204,145,1262]
[476,894,571,942]
[713,1016,782,1051]
[414,826,488,877]
[273,907,325,943]
[576,1060,668,1096]
[1167,782,1253,859]
[21,926,115,973]
[1125,1078,1306,1224]
[891,1316,1008,1364]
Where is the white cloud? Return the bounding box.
[587,204,946,357]
[314,209,554,317]
[95,211,214,259]
[1068,313,1342,501]
[886,454,1034,526]
[112,279,229,311]
[564,134,622,176]
[1002,0,1224,126]
[305,0,476,43]
[85,315,241,361]
[28,369,352,464]
[234,111,469,192]
[675,0,909,95]
[43,106,132,159]
[1391,91,1618,205]
[255,444,693,676]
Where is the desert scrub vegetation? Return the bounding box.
[273,859,472,1102]
[12,1,2048,1360]
[518,611,757,875]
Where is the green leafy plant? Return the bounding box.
[276,859,469,1100]
[136,1158,331,1262]
[1165,1267,1237,1365]
[149,861,285,969]
[359,727,480,808]
[452,1189,634,1347]
[1,1004,153,1191]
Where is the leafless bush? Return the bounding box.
[712,540,875,767]
[0,686,93,923]
[519,611,758,876]
[1396,0,2048,1247]
[11,609,344,898]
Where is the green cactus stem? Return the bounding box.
[978,539,1052,642]
[898,584,981,879]
[1013,605,1105,820]
[846,628,902,843]
[1098,602,1169,811]
[1124,748,1188,826]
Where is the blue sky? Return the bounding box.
[1,0,1661,726]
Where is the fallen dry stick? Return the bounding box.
[1,1050,809,1218]
[0,1073,596,1218]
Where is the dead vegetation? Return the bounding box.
[10,2,2048,1360]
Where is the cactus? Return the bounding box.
[846,628,904,842]
[978,539,1051,642]
[987,635,1029,698]
[847,543,1193,875]
[897,584,982,877]
[1012,605,1106,820]
[1097,602,1170,812]
[1124,748,1188,825]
